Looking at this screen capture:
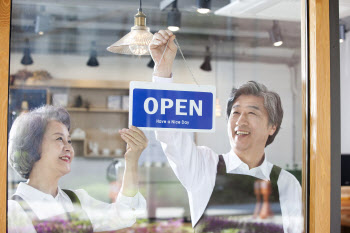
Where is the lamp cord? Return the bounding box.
[154,38,200,86]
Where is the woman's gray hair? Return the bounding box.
[226,81,283,147]
[8,105,71,179]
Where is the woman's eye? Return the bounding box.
[249,112,256,115]
[56,137,63,141]
[68,140,72,144]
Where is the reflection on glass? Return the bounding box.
[8,0,303,232]
[7,106,147,232]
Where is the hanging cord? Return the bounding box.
[154,37,200,86]
[139,0,142,11]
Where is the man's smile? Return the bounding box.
[236,130,250,135]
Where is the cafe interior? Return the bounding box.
[6,0,350,232]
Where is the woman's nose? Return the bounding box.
[64,142,72,151]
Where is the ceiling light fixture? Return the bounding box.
[197,0,211,14]
[269,21,283,47]
[167,0,181,32]
[107,0,153,56]
[21,38,33,65]
[340,24,346,43]
[87,41,99,67]
[200,46,212,71]
[147,58,155,68]
[35,6,50,36]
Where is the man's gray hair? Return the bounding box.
[226,81,283,147]
[8,105,71,179]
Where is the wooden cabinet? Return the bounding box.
[11,79,130,158]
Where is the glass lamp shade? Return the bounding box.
[107,26,153,55]
[107,10,153,56]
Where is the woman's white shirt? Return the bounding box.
[8,182,146,233]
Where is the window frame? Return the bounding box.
[0,0,341,232]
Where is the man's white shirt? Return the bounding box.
[8,182,146,233]
[153,75,303,233]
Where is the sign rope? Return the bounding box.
[154,38,200,86]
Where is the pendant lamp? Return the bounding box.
[107,0,153,56]
[167,0,181,32]
[21,38,33,65]
[200,46,212,71]
[87,41,99,67]
[269,21,283,47]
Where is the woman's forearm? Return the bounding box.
[120,160,139,197]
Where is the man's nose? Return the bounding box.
[236,113,248,126]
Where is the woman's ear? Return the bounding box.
[269,124,277,136]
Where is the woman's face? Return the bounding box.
[34,120,74,178]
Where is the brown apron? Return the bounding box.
[194,155,284,233]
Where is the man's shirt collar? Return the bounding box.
[223,150,272,181]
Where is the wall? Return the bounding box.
[10,52,303,168]
[340,31,350,154]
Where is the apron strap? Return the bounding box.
[270,165,282,185]
[11,194,39,221]
[62,189,82,207]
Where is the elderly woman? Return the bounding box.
[7,105,147,233]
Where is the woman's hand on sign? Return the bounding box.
[119,126,148,164]
[149,30,177,78]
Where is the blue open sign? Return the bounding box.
[129,81,216,132]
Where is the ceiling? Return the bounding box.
[10,0,305,65]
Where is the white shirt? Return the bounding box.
[8,182,146,233]
[153,76,303,233]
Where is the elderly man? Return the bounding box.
[149,30,302,233]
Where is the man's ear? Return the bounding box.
[269,125,277,136]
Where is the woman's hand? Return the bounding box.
[119,126,148,197]
[149,29,177,78]
[119,125,148,164]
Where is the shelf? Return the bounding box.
[66,107,128,113]
[82,155,123,159]
[11,79,130,90]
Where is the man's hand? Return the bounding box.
[149,29,177,78]
[119,125,148,164]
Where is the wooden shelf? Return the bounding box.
[12,79,130,90]
[82,155,122,159]
[66,107,128,113]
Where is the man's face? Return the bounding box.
[227,95,276,156]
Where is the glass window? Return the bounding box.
[7,1,304,232]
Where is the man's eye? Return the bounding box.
[68,140,72,144]
[56,137,63,141]
[249,112,256,115]
[233,111,239,114]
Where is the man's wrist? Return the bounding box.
[153,65,172,78]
